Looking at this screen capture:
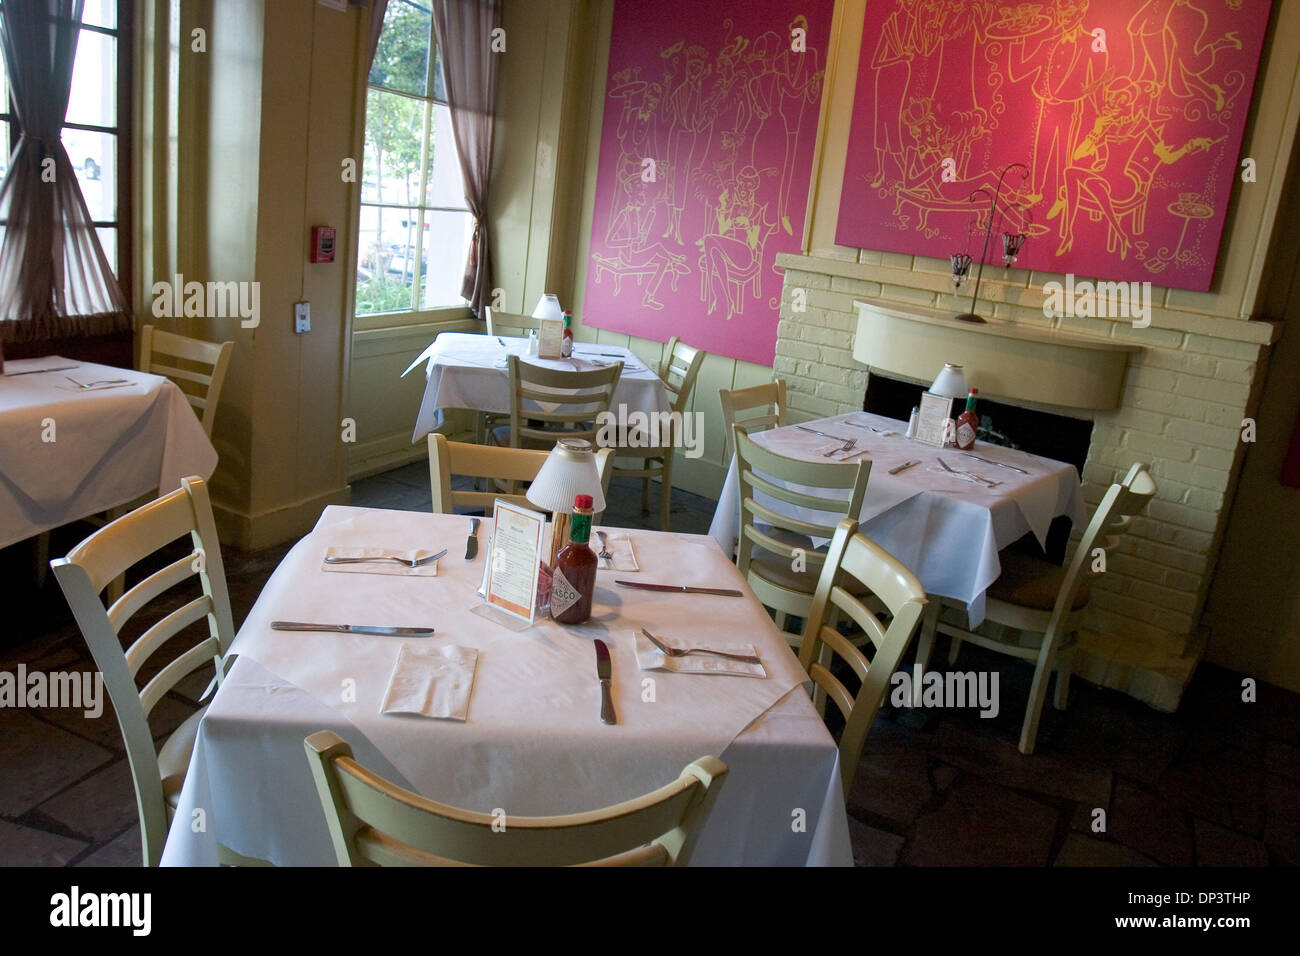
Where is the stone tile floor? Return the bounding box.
[1,461,1296,866]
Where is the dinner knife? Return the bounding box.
[465,516,479,560]
[614,580,743,597]
[594,639,616,725]
[963,452,1030,474]
[271,621,435,636]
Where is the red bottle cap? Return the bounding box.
[574,494,594,509]
[969,388,978,395]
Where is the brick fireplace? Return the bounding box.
[772,251,1278,710]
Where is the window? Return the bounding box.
[356,0,474,316]
[0,0,132,284]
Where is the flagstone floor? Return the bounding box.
[1,461,1296,866]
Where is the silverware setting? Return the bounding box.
[963,452,1030,475]
[594,639,616,725]
[271,621,435,636]
[889,459,921,475]
[465,517,480,561]
[2,364,80,376]
[641,628,761,664]
[795,424,853,442]
[823,437,857,457]
[66,376,130,389]
[937,458,1001,488]
[844,419,893,435]
[595,529,614,567]
[323,548,447,568]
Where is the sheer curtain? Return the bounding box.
[0,0,130,353]
[432,0,500,318]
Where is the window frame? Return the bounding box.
[0,0,133,311]
[354,0,474,327]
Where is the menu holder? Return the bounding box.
[914,392,951,448]
[475,498,545,630]
[537,319,565,359]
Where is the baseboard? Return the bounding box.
[213,485,352,550]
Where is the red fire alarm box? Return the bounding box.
[310,226,336,263]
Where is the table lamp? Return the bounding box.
[532,294,564,321]
[929,363,968,426]
[526,438,606,566]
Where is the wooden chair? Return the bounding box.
[799,518,927,796]
[304,730,727,866]
[915,462,1158,754]
[138,324,234,437]
[49,476,236,866]
[484,306,546,338]
[611,337,706,531]
[733,423,871,646]
[491,355,622,458]
[719,379,787,461]
[427,433,613,520]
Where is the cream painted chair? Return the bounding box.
[611,336,705,531]
[491,355,623,458]
[915,462,1158,754]
[734,423,871,646]
[138,324,234,437]
[304,730,727,866]
[49,476,238,866]
[484,306,545,338]
[427,433,613,520]
[799,517,928,796]
[719,379,787,461]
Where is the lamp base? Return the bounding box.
[549,511,571,567]
[953,312,987,324]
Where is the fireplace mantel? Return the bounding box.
[852,300,1141,412]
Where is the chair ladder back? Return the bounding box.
[508,356,623,447]
[484,306,544,337]
[720,381,787,459]
[659,337,704,415]
[139,325,234,436]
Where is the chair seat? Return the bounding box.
[747,530,872,598]
[160,705,207,813]
[987,549,1091,611]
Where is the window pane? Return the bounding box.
[356,205,417,314]
[80,0,117,29]
[96,226,117,275]
[64,129,116,220]
[362,87,426,207]
[425,103,466,208]
[421,210,474,309]
[0,122,8,182]
[368,1,431,97]
[431,44,446,102]
[67,30,117,127]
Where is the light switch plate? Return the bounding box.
[294,302,310,334]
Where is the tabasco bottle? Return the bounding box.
[956,388,979,451]
[561,310,575,358]
[551,494,597,624]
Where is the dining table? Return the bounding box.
[160,506,853,866]
[403,332,671,443]
[0,355,218,549]
[709,410,1085,628]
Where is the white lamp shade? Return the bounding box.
[929,363,967,399]
[532,293,564,320]
[526,439,606,514]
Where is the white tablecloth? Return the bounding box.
[161,507,852,866]
[406,332,670,442]
[709,411,1084,627]
[0,356,218,549]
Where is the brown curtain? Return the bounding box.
[0,0,130,344]
[431,0,499,317]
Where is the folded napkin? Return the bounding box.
[56,379,137,392]
[633,631,767,679]
[321,546,440,577]
[381,644,479,720]
[594,532,639,572]
[817,442,871,461]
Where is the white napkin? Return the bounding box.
[817,442,871,461]
[55,378,137,392]
[381,644,479,720]
[633,631,767,679]
[594,532,639,572]
[322,547,440,577]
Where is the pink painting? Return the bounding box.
[583,0,834,366]
[835,0,1272,290]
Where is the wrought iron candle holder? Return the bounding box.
[949,162,1029,324]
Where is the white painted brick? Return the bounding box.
[1149,459,1231,493]
[1131,540,1210,575]
[1192,446,1236,471]
[815,381,862,405]
[1137,347,1218,377]
[789,393,840,417]
[879,283,940,308]
[881,252,913,269]
[1164,419,1242,451]
[782,271,832,290]
[1183,486,1225,513]
[1127,580,1199,614]
[1146,499,1220,533]
[805,289,857,313]
[829,276,883,297]
[1110,325,1184,349]
[1113,407,1169,435]
[1183,334,1264,361]
[799,326,853,350]
[1122,433,1196,463]
[1123,366,1181,393]
[1056,315,1118,338]
[1172,374,1250,407]
[775,339,820,363]
[1209,356,1256,385]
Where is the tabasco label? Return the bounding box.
[550,567,582,618]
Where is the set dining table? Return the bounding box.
[161,506,853,866]
[709,410,1085,627]
[0,355,218,549]
[404,332,671,443]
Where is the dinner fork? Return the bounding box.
[824,437,857,457]
[595,530,614,566]
[66,376,130,388]
[640,628,761,664]
[324,548,448,568]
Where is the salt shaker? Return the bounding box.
[905,406,919,439]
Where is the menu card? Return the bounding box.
[537,319,565,359]
[485,499,545,625]
[914,392,951,448]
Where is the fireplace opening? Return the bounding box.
[864,371,1093,564]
